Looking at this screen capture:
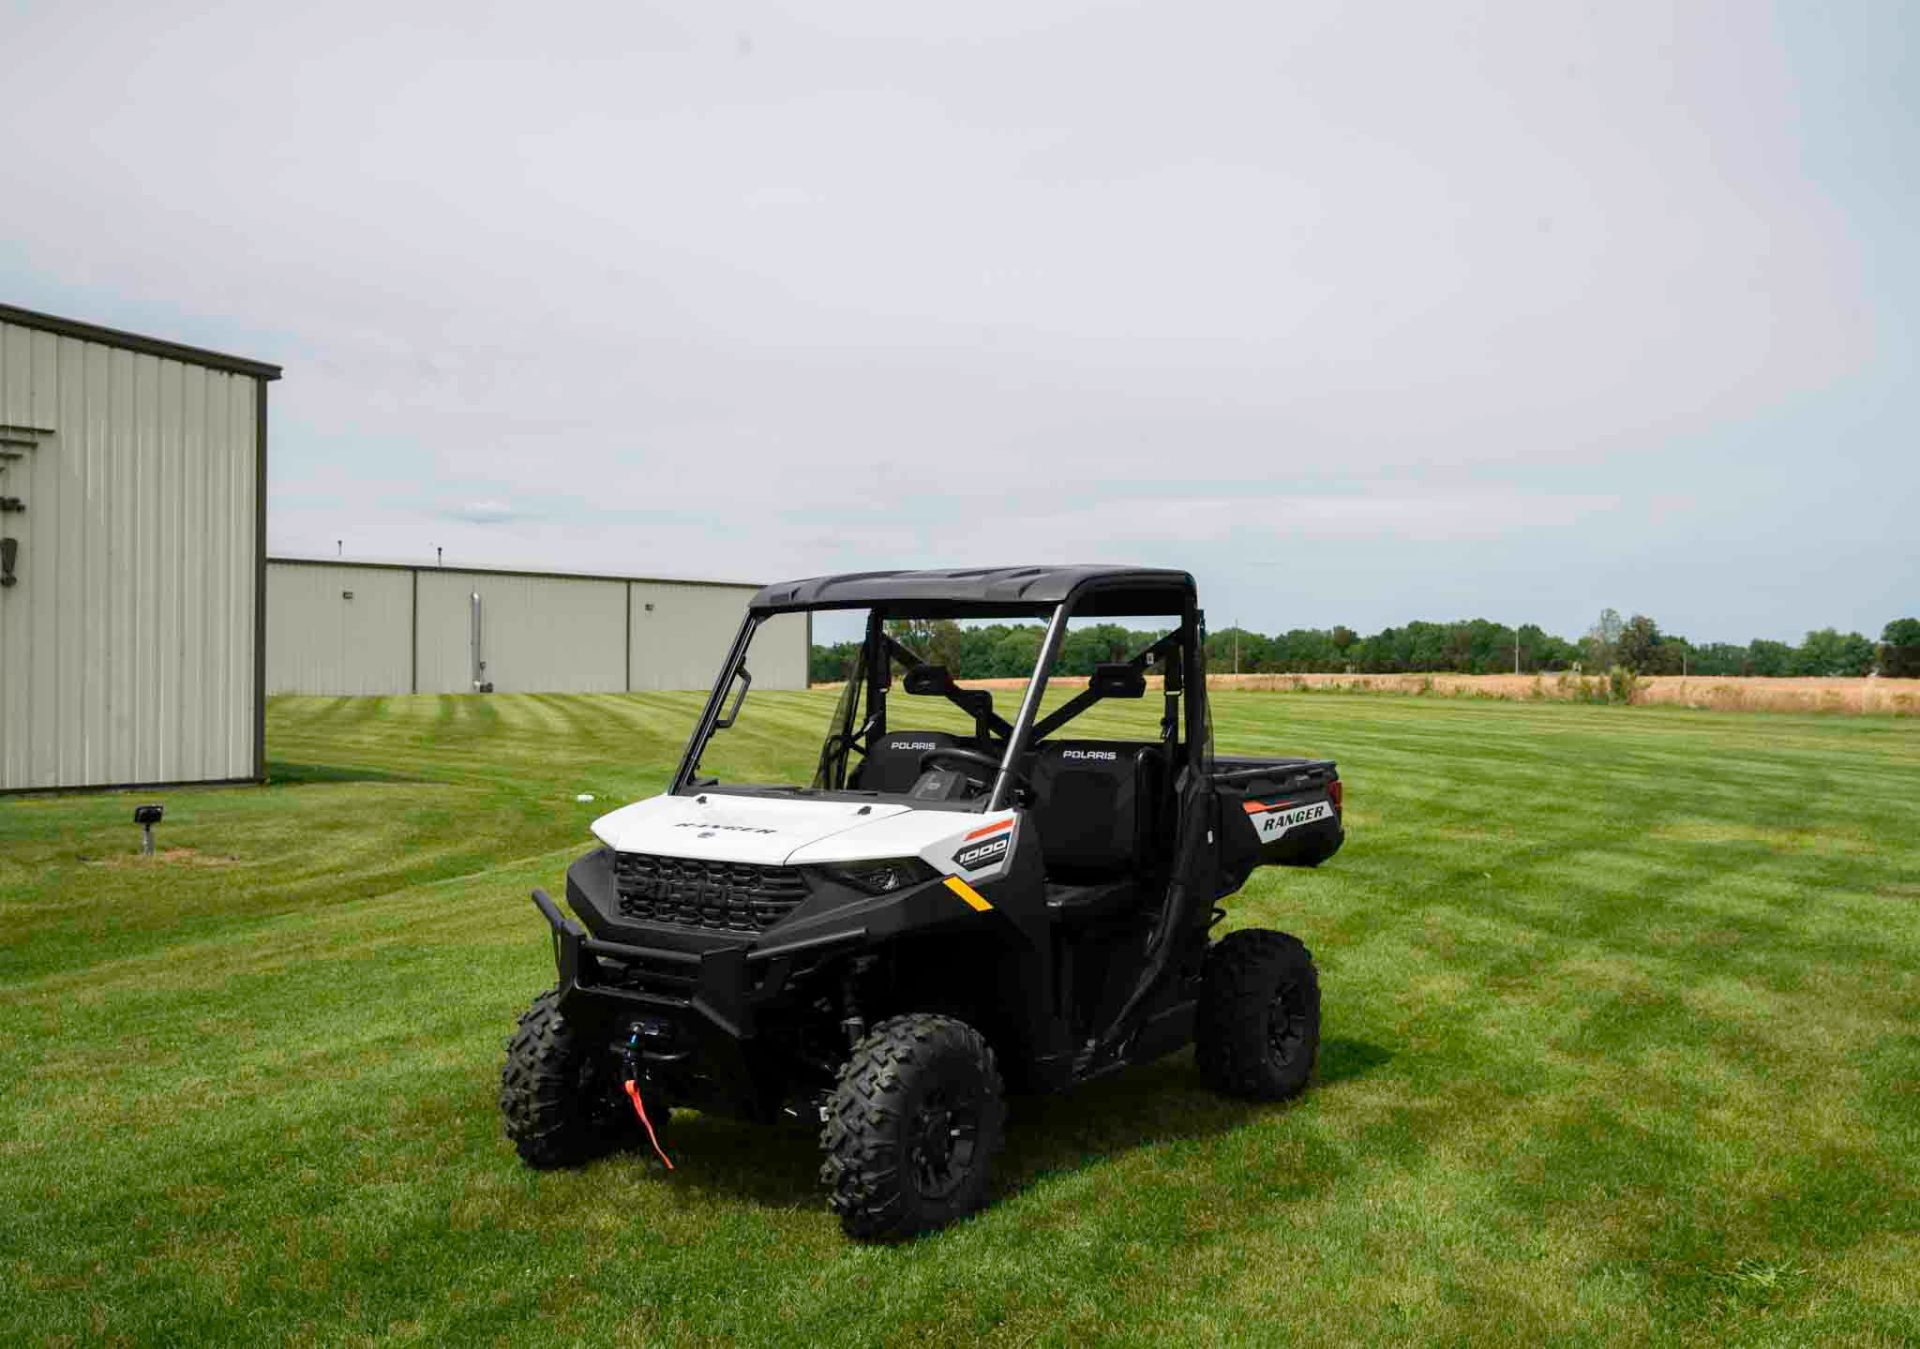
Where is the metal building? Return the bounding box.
[266,559,809,696]
[0,304,279,791]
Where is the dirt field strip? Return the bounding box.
[1207,673,1920,713]
[918,674,1920,715]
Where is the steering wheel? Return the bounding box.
[919,746,1034,801]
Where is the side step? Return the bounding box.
[1069,999,1197,1084]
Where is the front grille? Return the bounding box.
[612,852,809,933]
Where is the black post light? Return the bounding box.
[134,804,164,857]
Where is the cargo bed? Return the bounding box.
[1211,755,1344,881]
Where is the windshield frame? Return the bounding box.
[668,579,1203,803]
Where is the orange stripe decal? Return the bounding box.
[1243,799,1299,815]
[964,818,1015,841]
[943,876,993,912]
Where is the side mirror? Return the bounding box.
[902,664,955,696]
[713,666,753,729]
[1090,662,1147,698]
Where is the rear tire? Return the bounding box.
[500,987,640,1168]
[820,1013,1006,1240]
[1196,929,1320,1101]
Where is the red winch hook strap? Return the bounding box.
[622,1079,675,1171]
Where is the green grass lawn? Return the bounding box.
[3,691,1917,1346]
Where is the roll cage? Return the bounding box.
[670,566,1208,811]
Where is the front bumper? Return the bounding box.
[532,886,866,1120]
[534,842,1038,1117]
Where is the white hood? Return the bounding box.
[590,792,1020,880]
[590,793,918,865]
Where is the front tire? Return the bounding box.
[500,987,639,1168]
[1196,929,1320,1101]
[820,1013,1006,1240]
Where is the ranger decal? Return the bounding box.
[1245,798,1335,843]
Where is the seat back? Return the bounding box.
[1025,740,1167,882]
[849,731,969,795]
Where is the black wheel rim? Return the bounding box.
[1266,979,1309,1068]
[906,1084,980,1201]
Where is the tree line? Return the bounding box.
[808,614,1920,683]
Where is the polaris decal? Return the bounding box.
[892,741,939,752]
[672,821,780,836]
[1061,749,1118,761]
[954,835,1011,871]
[1245,798,1335,843]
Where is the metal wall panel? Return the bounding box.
[755,612,810,691]
[629,580,752,691]
[266,562,412,695]
[414,568,628,694]
[0,319,260,790]
[260,561,810,696]
[626,583,807,693]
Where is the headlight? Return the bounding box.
[815,857,938,896]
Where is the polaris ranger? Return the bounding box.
[501,566,1343,1238]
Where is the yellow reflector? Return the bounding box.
[943,875,992,912]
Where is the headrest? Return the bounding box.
[1033,741,1135,773]
[873,730,959,752]
[853,731,967,795]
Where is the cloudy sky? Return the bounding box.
[4,1,1912,642]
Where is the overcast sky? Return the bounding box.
[4,1,1913,643]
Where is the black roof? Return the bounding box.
[750,565,1196,617]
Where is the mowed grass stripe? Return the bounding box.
[1,690,1916,1345]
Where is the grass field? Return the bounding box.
[3,690,1918,1346]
